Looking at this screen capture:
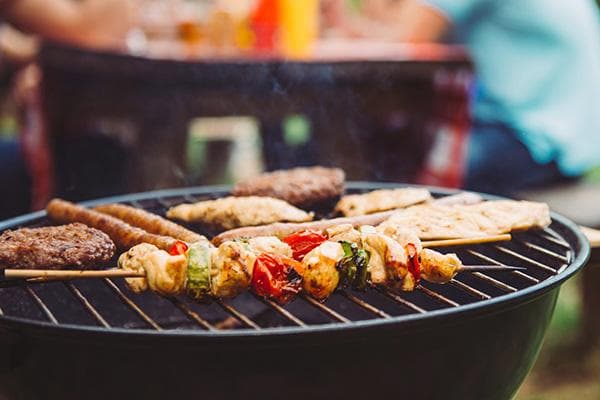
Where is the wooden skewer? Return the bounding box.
[1,262,524,282]
[2,269,145,280]
[422,234,511,248]
[459,265,526,272]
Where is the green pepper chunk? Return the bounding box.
[337,241,358,289]
[353,248,370,291]
[187,242,212,300]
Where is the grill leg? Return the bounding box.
[582,247,600,347]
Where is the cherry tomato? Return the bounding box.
[169,240,189,256]
[282,230,328,261]
[251,253,302,304]
[406,243,421,283]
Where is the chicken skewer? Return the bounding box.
[113,223,522,303]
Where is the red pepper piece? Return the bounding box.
[282,230,328,261]
[169,240,189,256]
[251,253,302,304]
[406,243,421,283]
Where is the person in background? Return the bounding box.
[324,0,600,196]
[0,0,138,218]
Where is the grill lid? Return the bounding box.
[0,183,589,338]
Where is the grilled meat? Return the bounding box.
[47,199,178,251]
[0,223,115,269]
[301,241,345,300]
[212,210,397,245]
[119,224,466,301]
[95,203,208,244]
[380,200,551,240]
[420,249,461,284]
[210,241,257,298]
[118,243,187,296]
[167,196,313,230]
[335,188,432,216]
[232,166,345,208]
[211,192,484,245]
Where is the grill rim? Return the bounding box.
[0,183,590,341]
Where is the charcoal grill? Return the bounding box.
[0,183,589,400]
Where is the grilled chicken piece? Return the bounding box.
[376,223,423,253]
[118,243,157,293]
[335,188,432,217]
[118,243,187,296]
[420,249,462,284]
[210,241,257,298]
[381,200,551,240]
[360,230,415,290]
[247,236,292,258]
[167,196,314,230]
[301,241,345,300]
[325,223,362,245]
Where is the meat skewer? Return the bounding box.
[94,203,208,244]
[47,199,178,251]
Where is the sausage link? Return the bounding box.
[94,203,206,244]
[211,210,396,246]
[47,199,177,251]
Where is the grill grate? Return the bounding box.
[0,184,585,334]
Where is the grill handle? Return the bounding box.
[581,226,600,248]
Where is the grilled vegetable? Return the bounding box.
[169,240,189,256]
[186,242,213,300]
[337,241,358,289]
[353,248,370,291]
[337,241,370,291]
[251,253,302,304]
[282,230,328,261]
[406,243,421,284]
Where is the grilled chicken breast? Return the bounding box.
[210,241,257,298]
[381,200,551,240]
[118,243,187,296]
[167,196,313,230]
[335,188,432,217]
[301,241,345,300]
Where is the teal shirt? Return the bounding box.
[421,0,600,175]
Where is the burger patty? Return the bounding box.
[0,223,116,269]
[232,166,345,208]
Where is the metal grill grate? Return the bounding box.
[0,184,585,334]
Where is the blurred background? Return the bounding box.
[0,0,599,398]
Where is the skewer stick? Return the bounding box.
[458,265,526,272]
[2,269,145,280]
[2,263,525,282]
[422,234,511,248]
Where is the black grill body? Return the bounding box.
[0,183,589,400]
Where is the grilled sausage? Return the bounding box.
[47,199,177,251]
[95,203,207,244]
[211,210,397,246]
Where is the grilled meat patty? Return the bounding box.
[0,223,116,269]
[232,166,345,208]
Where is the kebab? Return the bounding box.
[116,223,488,304]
